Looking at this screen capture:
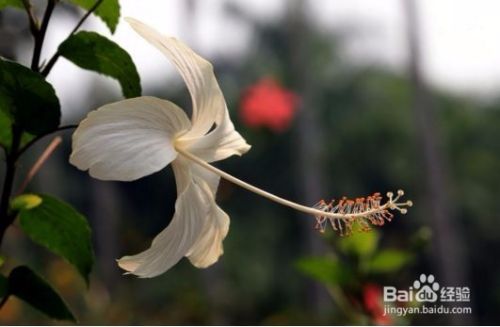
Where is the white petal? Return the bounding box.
[178,108,251,163]
[186,201,230,268]
[117,160,208,277]
[177,162,229,268]
[70,96,190,181]
[184,167,229,268]
[126,17,225,138]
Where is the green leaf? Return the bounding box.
[339,230,379,257]
[368,249,413,273]
[0,0,23,10]
[7,266,75,322]
[18,194,94,284]
[65,0,120,33]
[295,257,351,286]
[0,59,61,135]
[58,31,141,98]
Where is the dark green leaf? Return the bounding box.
[0,59,61,135]
[18,194,94,284]
[58,31,141,98]
[65,0,120,33]
[7,266,75,322]
[368,249,413,273]
[295,257,351,286]
[0,0,23,10]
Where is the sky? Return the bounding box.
[22,0,500,121]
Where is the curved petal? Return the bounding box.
[117,160,208,277]
[186,201,230,268]
[185,165,230,268]
[70,96,190,181]
[178,108,251,163]
[176,161,229,268]
[126,17,225,138]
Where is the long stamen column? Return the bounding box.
[176,147,412,235]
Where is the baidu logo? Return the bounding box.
[383,273,470,304]
[382,274,472,317]
[414,274,440,302]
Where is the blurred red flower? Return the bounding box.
[239,77,299,133]
[363,283,392,325]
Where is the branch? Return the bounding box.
[41,0,104,77]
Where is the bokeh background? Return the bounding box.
[1,0,499,324]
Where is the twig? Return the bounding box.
[17,137,62,195]
[17,124,77,159]
[70,0,104,35]
[21,0,39,36]
[31,0,56,72]
[0,293,9,309]
[41,0,104,77]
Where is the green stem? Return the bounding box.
[0,126,23,245]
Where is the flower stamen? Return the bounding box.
[313,190,413,236]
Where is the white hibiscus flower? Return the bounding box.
[70,18,412,278]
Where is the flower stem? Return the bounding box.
[176,147,402,220]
